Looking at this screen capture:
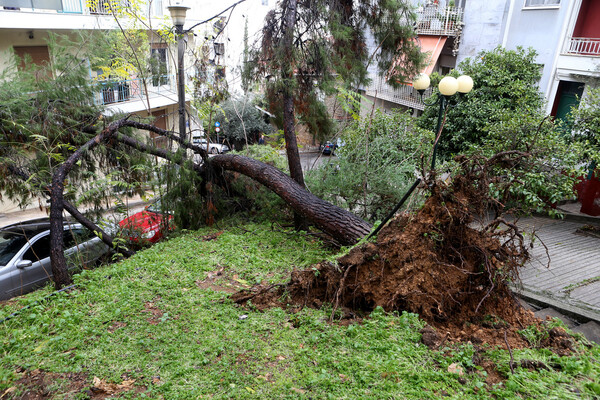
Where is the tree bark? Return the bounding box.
[281,0,308,231]
[49,119,130,289]
[209,154,372,245]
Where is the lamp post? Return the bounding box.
[367,73,473,239]
[413,73,473,169]
[168,3,190,140]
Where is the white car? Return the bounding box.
[192,137,230,154]
[0,219,109,300]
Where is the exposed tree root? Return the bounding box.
[233,152,565,349]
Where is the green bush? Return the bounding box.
[306,110,433,222]
[215,95,273,149]
[564,86,600,168]
[460,109,580,216]
[419,46,545,157]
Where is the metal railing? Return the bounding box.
[96,77,141,105]
[0,0,162,16]
[95,75,175,106]
[566,37,600,56]
[415,5,464,36]
[364,75,433,111]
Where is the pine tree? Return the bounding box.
[248,0,425,229]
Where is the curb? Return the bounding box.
[515,288,600,324]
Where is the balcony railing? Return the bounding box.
[566,37,600,56]
[0,0,163,16]
[364,75,433,111]
[415,5,464,36]
[96,78,142,105]
[95,75,175,106]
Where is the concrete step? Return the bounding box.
[572,321,600,345]
[534,307,578,329]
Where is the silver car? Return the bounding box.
[192,137,230,154]
[0,218,109,300]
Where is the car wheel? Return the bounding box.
[210,147,219,154]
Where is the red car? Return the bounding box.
[118,200,173,243]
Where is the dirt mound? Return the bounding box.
[233,153,557,349]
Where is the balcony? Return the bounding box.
[415,5,464,37]
[0,0,162,16]
[566,37,600,56]
[364,75,433,111]
[95,75,178,113]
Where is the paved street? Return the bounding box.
[299,150,335,172]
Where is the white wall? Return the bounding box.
[502,0,575,97]
[455,0,509,68]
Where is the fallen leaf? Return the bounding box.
[92,376,136,394]
[448,363,464,376]
[33,339,49,353]
[291,387,306,394]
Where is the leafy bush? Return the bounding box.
[462,109,580,216]
[215,95,273,149]
[564,86,600,168]
[418,46,580,215]
[306,110,433,222]
[419,46,545,157]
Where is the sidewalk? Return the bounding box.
[515,202,600,342]
[0,195,150,227]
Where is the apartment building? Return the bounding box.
[460,0,600,120]
[363,0,600,120]
[0,0,197,213]
[362,0,467,113]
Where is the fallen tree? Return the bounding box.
[43,118,373,288]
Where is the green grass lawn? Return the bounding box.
[1,216,599,399]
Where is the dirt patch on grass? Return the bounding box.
[196,265,251,294]
[4,368,144,399]
[233,153,571,352]
[142,298,164,325]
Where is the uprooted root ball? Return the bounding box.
[233,153,548,347]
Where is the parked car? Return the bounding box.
[118,199,174,244]
[192,137,230,154]
[321,141,336,156]
[0,218,110,300]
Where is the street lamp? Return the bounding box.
[168,2,190,139]
[413,73,473,169]
[368,73,474,240]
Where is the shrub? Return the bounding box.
[306,110,433,222]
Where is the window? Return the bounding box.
[22,235,51,263]
[524,0,560,8]
[13,45,52,79]
[150,45,168,86]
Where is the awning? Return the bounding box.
[419,35,448,76]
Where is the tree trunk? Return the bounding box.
[281,0,308,231]
[209,154,372,245]
[49,173,72,288]
[49,119,129,289]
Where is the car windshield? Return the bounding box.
[0,232,28,267]
[146,199,163,214]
